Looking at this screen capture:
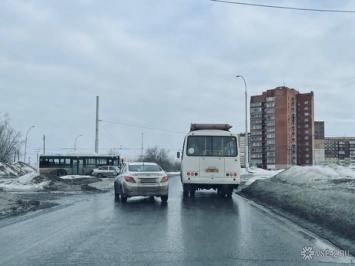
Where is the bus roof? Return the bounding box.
[190,123,232,132]
[39,153,118,157]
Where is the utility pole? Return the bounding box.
[43,135,46,154]
[95,96,99,154]
[141,133,144,156]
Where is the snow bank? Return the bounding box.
[0,172,50,192]
[0,162,37,177]
[60,175,94,180]
[239,165,355,255]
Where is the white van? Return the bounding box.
[177,124,241,197]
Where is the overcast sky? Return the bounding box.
[1,0,355,164]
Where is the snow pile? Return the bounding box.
[0,162,37,177]
[239,164,355,255]
[0,172,50,192]
[241,167,284,186]
[60,175,94,180]
[0,162,112,218]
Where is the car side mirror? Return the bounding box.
[177,151,180,159]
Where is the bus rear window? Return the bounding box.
[186,136,237,157]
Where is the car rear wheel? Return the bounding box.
[121,195,127,203]
[57,169,67,177]
[161,195,168,203]
[120,185,127,203]
[114,188,120,200]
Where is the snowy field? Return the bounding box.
[1,162,354,254]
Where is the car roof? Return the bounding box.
[126,162,158,166]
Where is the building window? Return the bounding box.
[251,102,262,107]
[267,140,275,144]
[267,127,275,132]
[267,121,275,126]
[266,97,275,102]
[304,101,309,104]
[266,108,275,114]
[267,152,275,157]
[267,133,275,138]
[252,142,262,147]
[305,124,309,128]
[304,106,309,110]
[305,136,309,140]
[305,130,309,134]
[304,118,309,122]
[267,115,275,120]
[267,158,275,163]
[304,112,309,116]
[251,108,262,113]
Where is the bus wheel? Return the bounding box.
[226,188,233,198]
[183,185,189,197]
[57,170,67,177]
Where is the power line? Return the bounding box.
[210,0,355,13]
[99,120,186,134]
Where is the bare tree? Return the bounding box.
[138,146,179,171]
[0,114,22,163]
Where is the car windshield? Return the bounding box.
[128,164,162,172]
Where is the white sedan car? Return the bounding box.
[114,162,169,203]
[91,166,120,178]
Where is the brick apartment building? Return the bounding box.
[250,86,314,169]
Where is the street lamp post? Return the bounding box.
[74,134,83,151]
[236,75,248,171]
[24,126,35,163]
[307,114,315,165]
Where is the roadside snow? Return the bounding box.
[238,164,355,255]
[241,167,284,186]
[0,162,37,177]
[60,175,94,180]
[0,171,50,192]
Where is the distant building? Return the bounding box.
[250,86,314,169]
[325,137,355,166]
[314,121,325,165]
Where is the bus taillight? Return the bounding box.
[226,173,237,177]
[187,172,198,177]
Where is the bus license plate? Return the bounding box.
[205,169,219,173]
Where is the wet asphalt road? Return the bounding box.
[0,175,354,265]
